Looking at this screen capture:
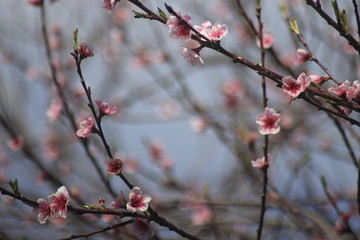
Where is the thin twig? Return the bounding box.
[58,220,133,240]
[39,1,116,198]
[256,1,269,239]
[295,33,340,85]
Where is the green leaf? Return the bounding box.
[8,179,19,195]
[73,28,78,50]
[132,10,151,19]
[279,2,288,18]
[340,9,350,33]
[320,176,327,190]
[331,0,341,23]
[157,7,168,21]
[83,204,101,209]
[289,18,300,35]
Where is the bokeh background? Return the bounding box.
[0,0,359,239]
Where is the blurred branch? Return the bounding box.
[39,1,116,198]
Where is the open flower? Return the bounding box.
[36,198,51,224]
[195,21,228,41]
[166,11,192,40]
[256,107,281,135]
[49,186,70,218]
[126,187,151,212]
[76,117,95,138]
[282,72,311,99]
[106,158,123,175]
[95,99,117,116]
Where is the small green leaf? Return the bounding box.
[157,7,168,21]
[279,2,288,18]
[73,28,79,50]
[320,176,327,190]
[340,9,350,33]
[331,0,341,23]
[83,204,101,209]
[289,18,300,35]
[8,179,19,195]
[132,10,151,19]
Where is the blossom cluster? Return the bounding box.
[166,11,228,66]
[35,186,70,224]
[328,80,360,115]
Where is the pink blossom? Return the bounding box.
[78,42,94,60]
[190,117,208,133]
[95,99,117,116]
[148,141,163,160]
[98,198,106,206]
[122,156,139,173]
[195,21,228,41]
[308,75,327,86]
[28,0,42,6]
[328,80,350,99]
[126,187,151,212]
[7,136,24,151]
[43,135,60,161]
[166,11,192,41]
[129,218,154,239]
[76,117,95,138]
[256,32,274,49]
[157,101,181,119]
[106,158,123,175]
[158,156,174,170]
[36,198,51,224]
[222,79,243,109]
[296,48,311,64]
[346,80,360,101]
[192,205,213,225]
[48,186,70,218]
[111,192,127,209]
[46,98,63,122]
[256,107,281,135]
[251,154,271,169]
[182,39,204,66]
[340,106,352,115]
[282,73,311,99]
[103,0,119,11]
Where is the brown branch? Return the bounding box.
[305,0,360,53]
[58,220,133,240]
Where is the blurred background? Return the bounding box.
[0,0,359,239]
